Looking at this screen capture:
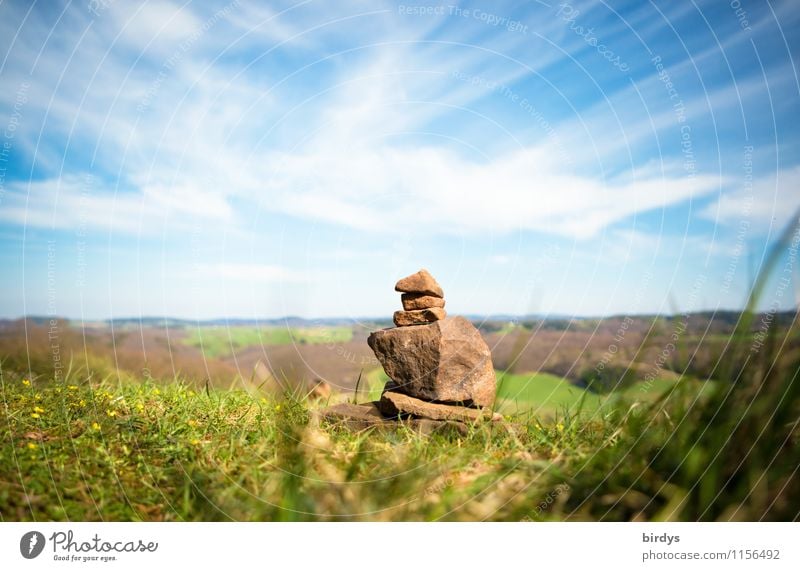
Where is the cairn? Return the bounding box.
[318,269,499,432]
[369,269,498,422]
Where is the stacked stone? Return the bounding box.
[368,269,499,423]
[392,269,446,327]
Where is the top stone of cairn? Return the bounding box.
[394,268,444,298]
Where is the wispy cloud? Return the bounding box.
[1,0,798,317]
[0,175,232,234]
[257,144,722,238]
[0,2,730,240]
[199,262,307,283]
[700,165,800,231]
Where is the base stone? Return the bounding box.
[379,390,501,422]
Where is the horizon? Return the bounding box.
[5,306,798,324]
[1,1,799,320]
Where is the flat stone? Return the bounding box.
[317,402,387,429]
[401,293,446,311]
[393,307,446,326]
[379,390,502,422]
[367,316,496,407]
[316,402,468,435]
[394,269,444,298]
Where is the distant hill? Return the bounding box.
[3,309,795,330]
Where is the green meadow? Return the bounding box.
[2,341,795,521]
[182,326,353,357]
[2,227,798,521]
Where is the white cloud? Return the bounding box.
[0,176,232,233]
[141,183,233,220]
[257,144,721,238]
[111,0,204,54]
[226,2,316,48]
[490,254,513,264]
[0,0,785,246]
[700,165,800,232]
[201,263,306,283]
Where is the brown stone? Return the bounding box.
[316,402,468,435]
[379,390,501,422]
[394,268,444,298]
[367,316,496,406]
[401,293,446,311]
[317,401,387,429]
[393,307,446,326]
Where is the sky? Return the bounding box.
[0,0,798,321]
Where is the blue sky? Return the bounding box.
[0,0,798,320]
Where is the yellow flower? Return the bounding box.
[22,379,30,387]
[259,397,267,404]
[190,438,201,445]
[79,399,87,407]
[91,422,101,431]
[33,406,45,414]
[556,422,565,432]
[135,402,144,411]
[153,388,161,396]
[67,385,79,391]
[27,442,38,450]
[187,419,197,427]
[30,413,40,419]
[274,404,281,412]
[105,409,117,418]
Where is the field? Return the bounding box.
[1,309,798,521]
[313,365,716,418]
[497,371,605,415]
[1,347,796,521]
[2,0,798,531]
[182,326,354,358]
[496,371,716,417]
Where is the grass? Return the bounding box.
[359,368,389,402]
[2,215,798,521]
[631,376,717,401]
[365,368,650,415]
[497,371,604,416]
[182,326,353,358]
[497,371,715,416]
[0,369,601,521]
[3,362,789,522]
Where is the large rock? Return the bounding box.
[393,307,446,326]
[379,390,501,422]
[394,269,444,298]
[401,293,446,310]
[367,316,496,407]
